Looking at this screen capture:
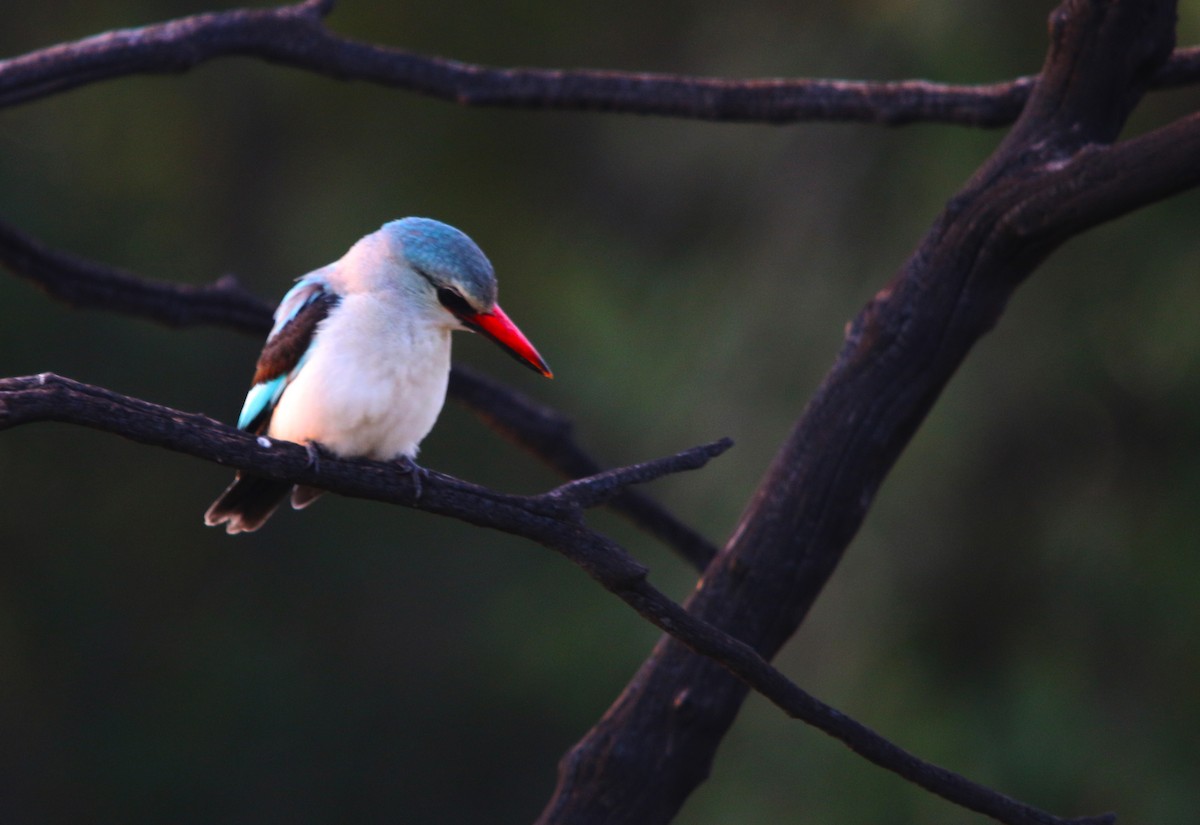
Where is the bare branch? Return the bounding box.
[1002,110,1200,243]
[0,1,1024,125]
[0,0,1196,126]
[0,219,270,335]
[0,216,718,568]
[0,372,1114,825]
[1152,43,1200,85]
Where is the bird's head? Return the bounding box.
[382,217,552,378]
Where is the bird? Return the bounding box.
[204,217,552,534]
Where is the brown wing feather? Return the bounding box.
[252,292,340,384]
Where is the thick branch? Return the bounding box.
[543,1,1187,822]
[1,0,1198,126]
[0,373,1112,825]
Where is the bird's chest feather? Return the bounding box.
[267,295,452,459]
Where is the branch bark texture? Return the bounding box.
[1,0,1199,126]
[540,1,1193,823]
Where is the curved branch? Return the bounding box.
[0,0,1026,125]
[0,372,701,589]
[0,372,1113,825]
[0,217,718,568]
[0,0,1197,126]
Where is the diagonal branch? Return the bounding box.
[2,0,1199,126]
[0,372,1114,825]
[0,217,718,568]
[542,0,1192,822]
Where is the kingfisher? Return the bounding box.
[204,217,552,534]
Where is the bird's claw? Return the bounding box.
[304,441,327,472]
[397,455,425,501]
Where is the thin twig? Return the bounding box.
[449,366,719,568]
[542,436,733,510]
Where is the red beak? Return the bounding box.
[468,303,553,378]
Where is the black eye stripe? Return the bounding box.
[415,267,478,319]
[436,286,476,317]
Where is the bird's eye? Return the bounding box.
[436,286,475,317]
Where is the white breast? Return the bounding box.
[266,292,453,460]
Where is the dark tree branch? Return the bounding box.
[542,1,1190,822]
[0,372,1114,825]
[0,219,270,335]
[0,217,718,568]
[1,0,1199,126]
[1151,43,1200,85]
[1000,111,1200,242]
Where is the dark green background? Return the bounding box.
[2,1,1199,822]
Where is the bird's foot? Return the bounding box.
[396,455,425,501]
[303,441,331,473]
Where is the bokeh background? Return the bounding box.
[3,1,1200,822]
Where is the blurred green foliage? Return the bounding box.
[2,1,1200,823]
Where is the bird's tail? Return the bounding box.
[290,485,325,509]
[204,473,292,534]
